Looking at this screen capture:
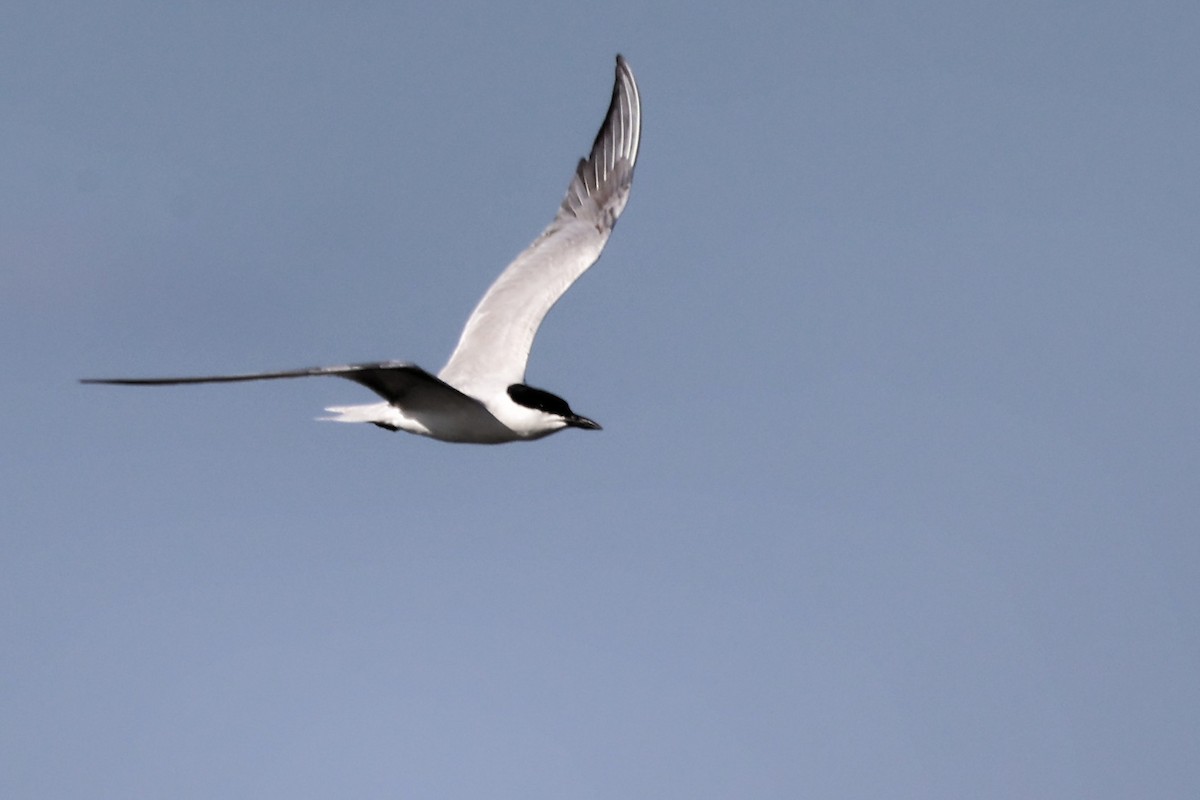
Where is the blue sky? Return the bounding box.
[3,2,1198,797]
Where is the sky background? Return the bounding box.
[3,2,1198,798]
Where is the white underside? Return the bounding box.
[320,399,562,444]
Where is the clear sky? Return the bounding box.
[3,2,1198,798]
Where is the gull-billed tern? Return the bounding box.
[83,56,641,444]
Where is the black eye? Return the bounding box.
[508,384,572,416]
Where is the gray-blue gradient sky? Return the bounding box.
[4,2,1198,797]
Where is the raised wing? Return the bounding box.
[81,361,481,410]
[438,55,641,397]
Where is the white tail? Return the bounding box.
[319,402,389,424]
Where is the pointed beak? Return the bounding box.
[568,414,602,431]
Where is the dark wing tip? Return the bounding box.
[557,55,642,227]
[78,361,421,387]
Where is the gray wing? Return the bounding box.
[437,55,641,397]
[81,361,482,410]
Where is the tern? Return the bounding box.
[83,55,641,444]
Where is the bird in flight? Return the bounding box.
[84,56,641,444]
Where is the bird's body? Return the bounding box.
[83,56,641,444]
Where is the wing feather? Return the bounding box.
[438,55,641,396]
[81,361,481,410]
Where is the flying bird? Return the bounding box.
[83,55,641,444]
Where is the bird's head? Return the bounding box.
[507,383,601,435]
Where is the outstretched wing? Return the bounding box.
[438,55,641,397]
[82,361,483,411]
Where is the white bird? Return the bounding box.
[83,56,641,444]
